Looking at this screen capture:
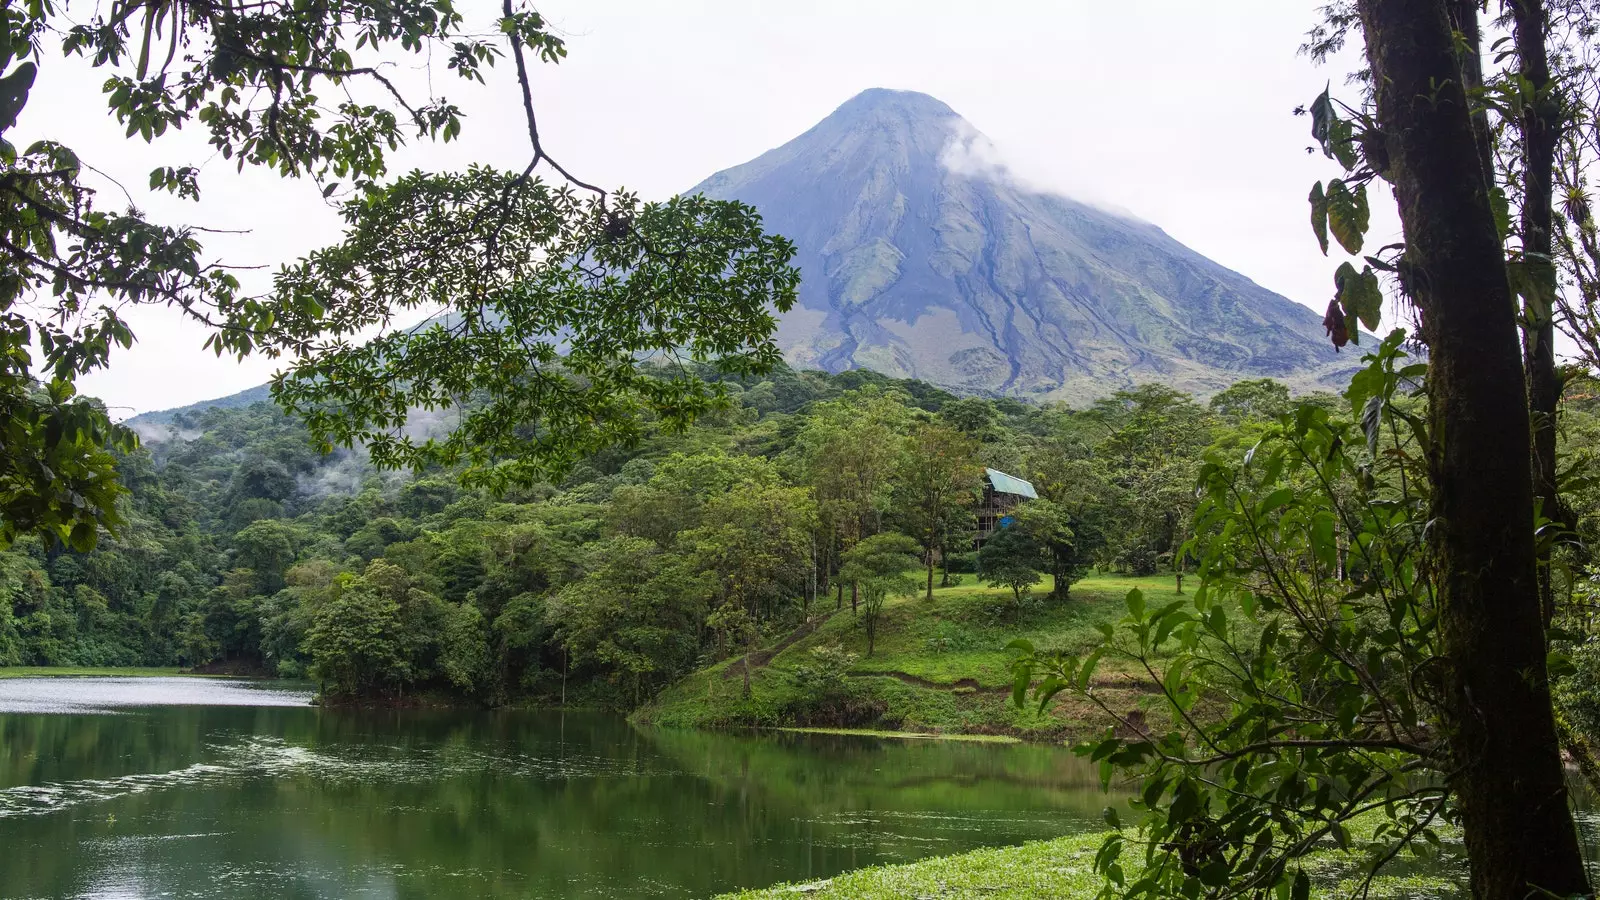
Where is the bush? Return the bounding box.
[942,552,978,574]
[784,645,883,726]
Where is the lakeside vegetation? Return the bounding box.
[638,572,1186,740]
[0,666,194,679]
[713,830,1461,900]
[0,366,1314,718]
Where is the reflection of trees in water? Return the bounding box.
[644,724,1117,815]
[0,708,1120,899]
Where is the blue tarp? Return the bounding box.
[985,468,1038,500]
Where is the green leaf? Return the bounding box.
[1125,588,1146,622]
[1310,85,1333,156]
[1548,649,1578,680]
[1335,262,1383,338]
[1012,663,1032,708]
[1490,186,1511,242]
[1258,487,1295,517]
[1507,254,1558,322]
[1329,118,1359,170]
[1076,648,1103,691]
[1326,180,1370,255]
[0,60,36,134]
[1309,182,1329,255]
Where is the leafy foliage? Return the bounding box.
[0,0,797,550]
[0,366,1353,711]
[1011,335,1455,898]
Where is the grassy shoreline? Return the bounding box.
[772,726,1021,743]
[714,830,1461,899]
[0,666,210,679]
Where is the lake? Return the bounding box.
[0,677,1115,899]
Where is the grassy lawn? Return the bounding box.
[639,571,1190,739]
[845,572,1182,687]
[713,830,1460,900]
[0,666,201,679]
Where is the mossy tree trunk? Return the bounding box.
[1357,1,1589,896]
[1510,0,1564,625]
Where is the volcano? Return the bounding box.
[690,88,1354,400]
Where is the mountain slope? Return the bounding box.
[691,88,1354,400]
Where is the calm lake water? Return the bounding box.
[0,677,1114,899]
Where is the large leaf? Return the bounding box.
[1336,262,1383,336]
[1309,182,1329,255]
[1328,118,1359,170]
[1326,180,1370,255]
[0,60,35,134]
[1310,85,1333,157]
[1490,186,1511,242]
[1507,253,1557,323]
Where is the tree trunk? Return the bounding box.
[1511,0,1563,626]
[1356,2,1589,896]
[925,549,935,601]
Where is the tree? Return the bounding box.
[0,0,798,548]
[795,389,910,608]
[1352,3,1586,893]
[977,525,1043,611]
[305,575,410,699]
[684,484,814,626]
[544,537,708,705]
[837,533,920,656]
[895,422,983,599]
[1206,378,1292,423]
[230,519,301,595]
[1013,6,1590,897]
[939,397,999,438]
[1013,498,1099,600]
[1087,385,1210,575]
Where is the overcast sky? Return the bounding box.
[35,1,1390,417]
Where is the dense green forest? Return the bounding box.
[0,367,1347,704]
[6,362,1600,725]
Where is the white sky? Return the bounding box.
[32,0,1391,417]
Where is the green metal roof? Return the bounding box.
[985,468,1038,500]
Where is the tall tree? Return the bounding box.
[895,421,982,600]
[1501,0,1568,622]
[837,533,920,657]
[1353,2,1585,893]
[795,389,908,609]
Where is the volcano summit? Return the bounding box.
[691,88,1354,400]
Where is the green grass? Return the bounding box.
[637,572,1188,740]
[0,666,205,679]
[716,832,1110,899]
[773,727,1021,743]
[715,830,1462,899]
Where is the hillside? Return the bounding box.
[636,572,1185,741]
[693,88,1358,401]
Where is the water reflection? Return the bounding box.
[0,681,1116,899]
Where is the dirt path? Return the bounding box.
[722,612,837,680]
